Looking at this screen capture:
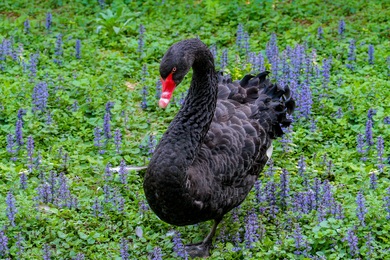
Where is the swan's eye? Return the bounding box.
[172,67,177,73]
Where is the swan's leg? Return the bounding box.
[185,218,222,258]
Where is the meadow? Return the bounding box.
[0,0,389,259]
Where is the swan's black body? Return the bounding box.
[144,39,294,257]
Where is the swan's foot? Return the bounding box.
[184,218,222,258]
[185,242,211,258]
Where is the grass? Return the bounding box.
[0,0,389,259]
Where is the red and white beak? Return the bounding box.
[159,72,176,108]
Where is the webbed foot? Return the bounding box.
[185,242,211,258]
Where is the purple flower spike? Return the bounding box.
[120,238,129,260]
[338,19,345,36]
[377,136,384,172]
[75,39,81,59]
[368,44,374,64]
[346,229,359,256]
[0,230,9,256]
[6,191,17,226]
[46,13,52,31]
[356,191,367,226]
[172,231,188,259]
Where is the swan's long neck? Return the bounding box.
[149,45,217,176]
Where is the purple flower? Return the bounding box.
[37,182,53,204]
[332,202,344,219]
[103,184,112,204]
[310,118,317,132]
[29,52,39,79]
[105,101,114,113]
[321,180,335,214]
[346,229,359,256]
[313,178,321,208]
[265,159,274,177]
[139,200,149,214]
[220,48,228,70]
[209,45,217,60]
[73,253,85,260]
[15,233,24,258]
[72,101,79,112]
[368,44,374,64]
[46,13,52,31]
[46,111,53,125]
[384,187,390,220]
[141,86,148,110]
[298,82,312,118]
[293,223,305,255]
[17,108,26,121]
[365,119,373,147]
[256,52,265,73]
[92,197,103,217]
[377,136,384,173]
[15,119,23,148]
[155,79,162,99]
[266,33,279,80]
[27,135,34,172]
[42,243,51,260]
[53,33,63,64]
[6,190,17,226]
[94,127,104,154]
[346,39,356,70]
[24,19,30,34]
[338,19,345,36]
[117,196,125,213]
[322,57,332,89]
[279,169,290,209]
[6,134,17,160]
[103,112,111,139]
[367,108,376,120]
[369,171,377,190]
[317,26,323,39]
[357,133,367,161]
[20,172,27,189]
[138,24,145,55]
[304,53,312,85]
[280,125,293,153]
[365,232,373,258]
[120,238,129,260]
[243,32,250,54]
[265,181,278,218]
[335,107,343,118]
[151,247,162,260]
[58,173,71,208]
[75,39,81,59]
[383,116,390,124]
[114,128,122,154]
[104,163,112,181]
[254,180,266,206]
[119,159,128,184]
[236,24,244,49]
[172,232,188,259]
[32,82,49,112]
[356,191,367,226]
[244,210,259,248]
[0,230,9,257]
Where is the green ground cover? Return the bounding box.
[0,0,389,259]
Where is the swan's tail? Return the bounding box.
[251,71,295,138]
[218,71,295,139]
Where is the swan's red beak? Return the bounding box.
[159,72,176,108]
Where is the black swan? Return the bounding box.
[144,38,294,257]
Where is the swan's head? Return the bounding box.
[158,40,196,108]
